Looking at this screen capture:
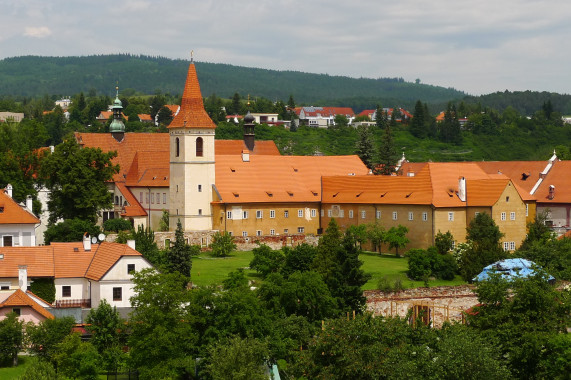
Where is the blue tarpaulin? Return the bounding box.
[473,258,554,282]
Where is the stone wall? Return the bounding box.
[365,285,479,328]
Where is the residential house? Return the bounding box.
[0,185,39,247]
[0,289,54,324]
[0,112,24,123]
[294,106,355,128]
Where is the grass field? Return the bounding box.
[0,356,31,379]
[191,250,466,290]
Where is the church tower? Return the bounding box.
[109,87,125,142]
[168,57,216,231]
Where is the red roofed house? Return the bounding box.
[0,185,40,247]
[0,289,54,324]
[0,238,152,321]
[294,106,355,128]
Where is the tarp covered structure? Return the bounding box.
[473,258,555,282]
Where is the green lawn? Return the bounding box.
[0,356,31,379]
[360,251,466,290]
[190,250,466,290]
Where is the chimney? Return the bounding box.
[127,240,136,250]
[548,185,555,200]
[49,145,55,153]
[241,150,250,162]
[26,195,33,211]
[5,184,12,198]
[83,232,91,251]
[458,177,466,202]
[18,265,27,292]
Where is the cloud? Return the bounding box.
[23,26,52,38]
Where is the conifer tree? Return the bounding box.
[410,100,426,138]
[355,125,376,170]
[375,124,398,175]
[166,220,192,279]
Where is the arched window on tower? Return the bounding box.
[196,137,203,157]
[175,137,180,157]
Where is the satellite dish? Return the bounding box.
[98,233,106,242]
[91,236,98,244]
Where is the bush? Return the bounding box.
[29,278,56,303]
[103,218,133,232]
[250,245,284,278]
[377,276,405,292]
[407,247,457,281]
[44,218,101,244]
[210,231,236,257]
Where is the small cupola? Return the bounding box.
[243,98,255,151]
[109,86,125,142]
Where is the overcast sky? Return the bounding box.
[2,0,570,95]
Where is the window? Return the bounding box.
[127,264,135,274]
[526,204,529,216]
[2,236,12,247]
[510,212,516,220]
[227,211,232,219]
[242,231,248,237]
[503,242,509,251]
[256,210,263,219]
[198,184,202,192]
[284,210,289,218]
[321,209,324,217]
[501,212,506,221]
[448,212,454,221]
[475,212,480,216]
[509,241,516,250]
[62,286,71,298]
[198,209,202,216]
[376,210,381,219]
[139,192,143,203]
[298,227,305,233]
[270,210,275,219]
[506,196,510,202]
[175,137,180,157]
[113,287,122,301]
[340,210,345,217]
[151,193,154,204]
[298,209,303,217]
[451,241,456,249]
[392,212,398,221]
[311,209,317,218]
[243,211,249,219]
[12,308,20,316]
[408,212,414,221]
[328,210,332,217]
[0,285,8,290]
[284,229,289,234]
[228,232,233,236]
[163,193,167,203]
[196,137,203,157]
[361,211,366,219]
[349,210,354,219]
[256,230,262,236]
[146,193,149,204]
[270,229,275,236]
[422,212,428,221]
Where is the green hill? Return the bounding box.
[0,54,464,109]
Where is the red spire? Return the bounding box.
[168,61,216,129]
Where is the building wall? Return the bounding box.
[538,204,569,230]
[0,225,36,247]
[170,127,215,231]
[491,183,528,251]
[54,278,89,301]
[0,306,46,324]
[212,202,322,237]
[320,203,434,251]
[129,186,169,230]
[434,208,467,247]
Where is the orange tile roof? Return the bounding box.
[0,289,54,319]
[476,160,547,194]
[358,109,375,118]
[215,140,280,155]
[168,62,216,129]
[164,105,180,115]
[85,242,141,281]
[533,161,571,203]
[115,182,146,217]
[215,155,368,203]
[138,114,153,121]
[125,151,170,187]
[0,246,54,277]
[0,190,39,225]
[0,242,143,280]
[466,179,511,206]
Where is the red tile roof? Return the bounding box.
[0,289,54,319]
[476,160,548,194]
[168,62,216,130]
[0,242,143,280]
[215,155,368,203]
[115,182,146,217]
[138,114,153,122]
[533,161,571,203]
[0,190,39,225]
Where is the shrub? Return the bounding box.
[29,278,56,303]
[250,244,284,278]
[103,218,133,232]
[407,247,457,281]
[210,231,236,257]
[407,249,432,281]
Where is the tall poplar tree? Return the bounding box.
[375,124,398,175]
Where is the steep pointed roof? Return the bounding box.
[168,61,216,129]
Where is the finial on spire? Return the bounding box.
[247,94,251,107]
[191,50,194,63]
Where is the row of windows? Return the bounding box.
[174,137,203,157]
[62,286,124,301]
[332,210,430,221]
[500,212,517,221]
[227,209,317,220]
[139,192,167,205]
[233,227,305,237]
[503,241,516,251]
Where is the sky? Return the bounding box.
[1,0,571,96]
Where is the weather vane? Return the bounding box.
[191,50,194,62]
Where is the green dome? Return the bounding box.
[109,118,125,133]
[113,96,123,108]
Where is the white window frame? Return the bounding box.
[270,210,275,219]
[422,212,428,221]
[284,210,289,218]
[392,211,398,221]
[284,228,289,234]
[163,193,167,203]
[328,210,332,217]
[242,231,248,237]
[376,210,381,219]
[361,211,366,219]
[321,209,324,217]
[256,230,262,236]
[311,209,317,218]
[408,212,414,221]
[297,227,305,233]
[270,229,275,236]
[227,211,232,220]
[510,212,516,221]
[509,241,516,250]
[526,204,529,217]
[256,210,263,219]
[243,211,249,219]
[501,212,506,221]
[448,212,454,221]
[349,210,354,219]
[298,209,303,217]
[503,242,509,251]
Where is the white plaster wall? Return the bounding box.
[97,282,135,308]
[54,278,89,300]
[103,256,152,281]
[539,205,567,227]
[0,224,36,247]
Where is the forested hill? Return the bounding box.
[0,54,464,108]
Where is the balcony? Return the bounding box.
[54,299,91,308]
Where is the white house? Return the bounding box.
[0,185,39,247]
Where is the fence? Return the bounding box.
[54,299,91,308]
